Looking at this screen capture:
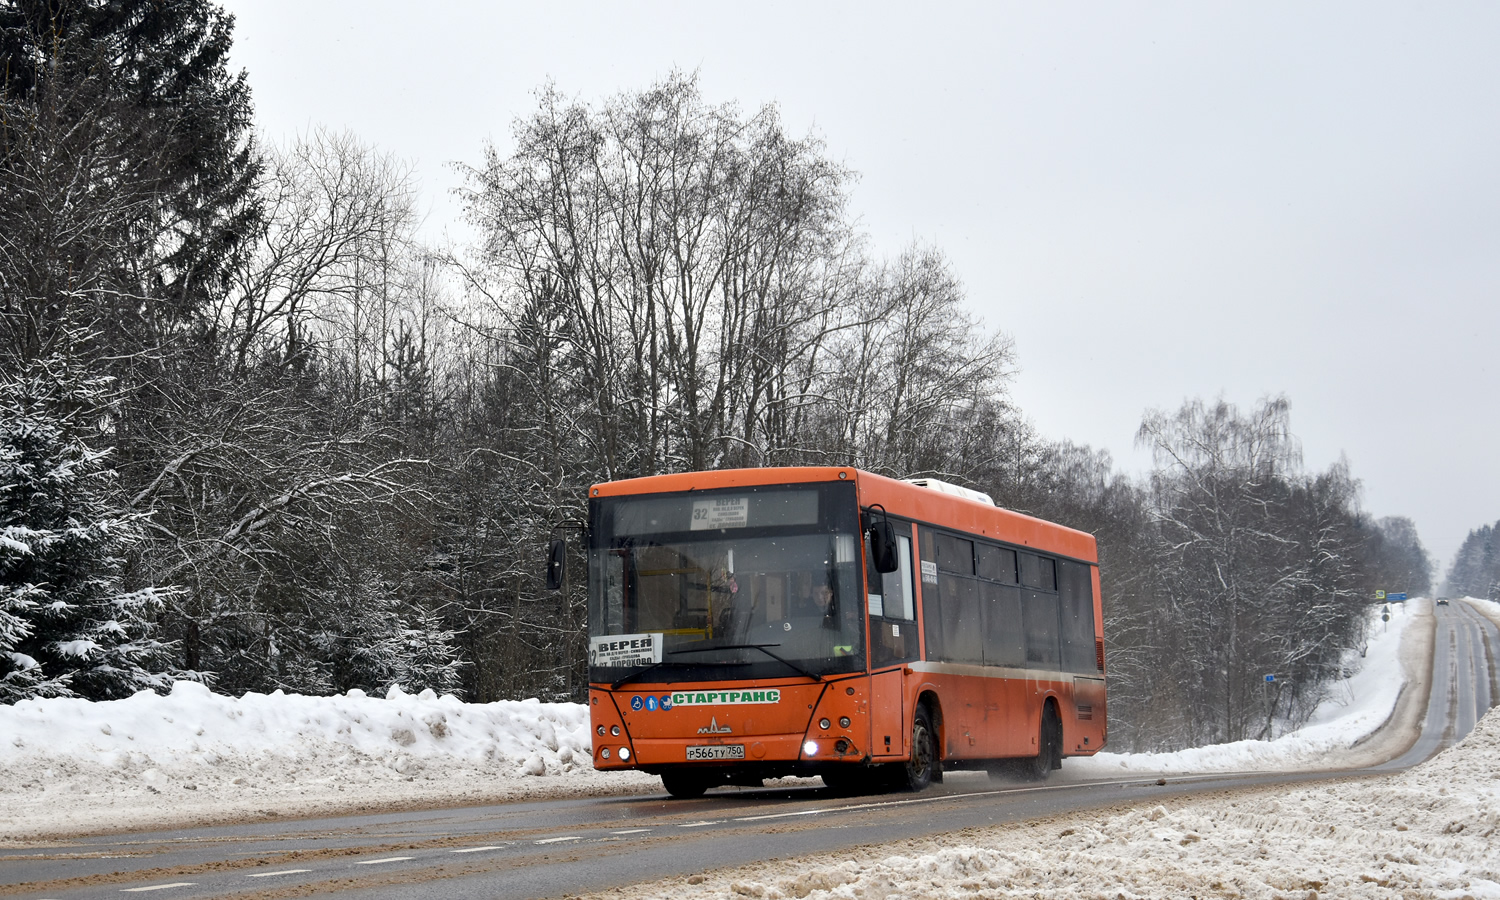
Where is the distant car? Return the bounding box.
[1436,597,1450,606]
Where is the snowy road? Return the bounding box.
[1370,599,1498,772]
[3,599,1497,899]
[0,770,1380,900]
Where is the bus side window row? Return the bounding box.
[919,526,1096,674]
[934,530,1054,592]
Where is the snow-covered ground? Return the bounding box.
[593,706,1500,900]
[0,683,660,840]
[1469,595,1500,626]
[0,601,1428,841]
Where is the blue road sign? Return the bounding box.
[1264,674,1276,683]
[1388,593,1408,601]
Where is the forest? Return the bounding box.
[0,0,1445,750]
[1445,523,1500,601]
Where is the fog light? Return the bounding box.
[597,725,606,736]
[839,716,851,728]
[835,739,850,754]
[601,748,611,759]
[803,740,819,756]
[618,747,631,761]
[611,725,620,736]
[819,718,831,730]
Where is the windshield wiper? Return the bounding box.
[609,655,753,690]
[610,659,676,690]
[671,642,823,682]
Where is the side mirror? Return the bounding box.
[868,520,899,574]
[544,538,566,590]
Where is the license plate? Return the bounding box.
[686,744,745,760]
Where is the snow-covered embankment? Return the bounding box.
[0,683,656,839]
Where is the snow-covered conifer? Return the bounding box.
[394,609,468,697]
[0,357,186,702]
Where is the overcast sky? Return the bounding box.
[221,1,1499,574]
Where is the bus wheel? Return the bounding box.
[898,706,937,792]
[1027,704,1061,781]
[661,770,710,799]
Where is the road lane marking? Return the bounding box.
[121,885,196,893]
[678,821,721,828]
[246,869,312,877]
[534,836,583,844]
[611,828,652,834]
[450,845,508,853]
[731,776,1244,824]
[355,857,413,864]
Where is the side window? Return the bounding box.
[866,532,915,621]
[880,536,915,621]
[919,526,942,660]
[868,530,918,667]
[1020,552,1056,591]
[1018,552,1060,667]
[920,530,982,665]
[981,579,1024,667]
[976,544,1017,583]
[939,576,983,664]
[1057,560,1098,674]
[935,533,974,574]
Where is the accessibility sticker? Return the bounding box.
[669,689,781,707]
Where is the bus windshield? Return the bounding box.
[587,482,865,682]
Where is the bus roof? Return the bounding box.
[589,467,1098,565]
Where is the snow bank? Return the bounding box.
[1467,595,1500,624]
[608,706,1500,900]
[4,682,588,777]
[0,682,657,839]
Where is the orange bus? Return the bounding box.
[574,466,1106,797]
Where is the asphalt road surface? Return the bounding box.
[4,602,1496,900]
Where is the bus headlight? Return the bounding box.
[601,748,611,759]
[611,725,620,736]
[618,747,631,761]
[839,716,851,728]
[819,718,831,730]
[803,740,819,756]
[597,725,606,736]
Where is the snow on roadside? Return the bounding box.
[0,682,656,840]
[600,706,1500,900]
[1070,599,1422,776]
[1467,595,1500,625]
[0,599,1420,840]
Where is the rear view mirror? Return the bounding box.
[869,520,899,574]
[544,538,566,590]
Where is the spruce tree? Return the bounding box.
[0,356,185,702]
[0,0,261,366]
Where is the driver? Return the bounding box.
[813,583,838,629]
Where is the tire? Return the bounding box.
[1025,704,1061,781]
[897,706,937,792]
[660,770,711,799]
